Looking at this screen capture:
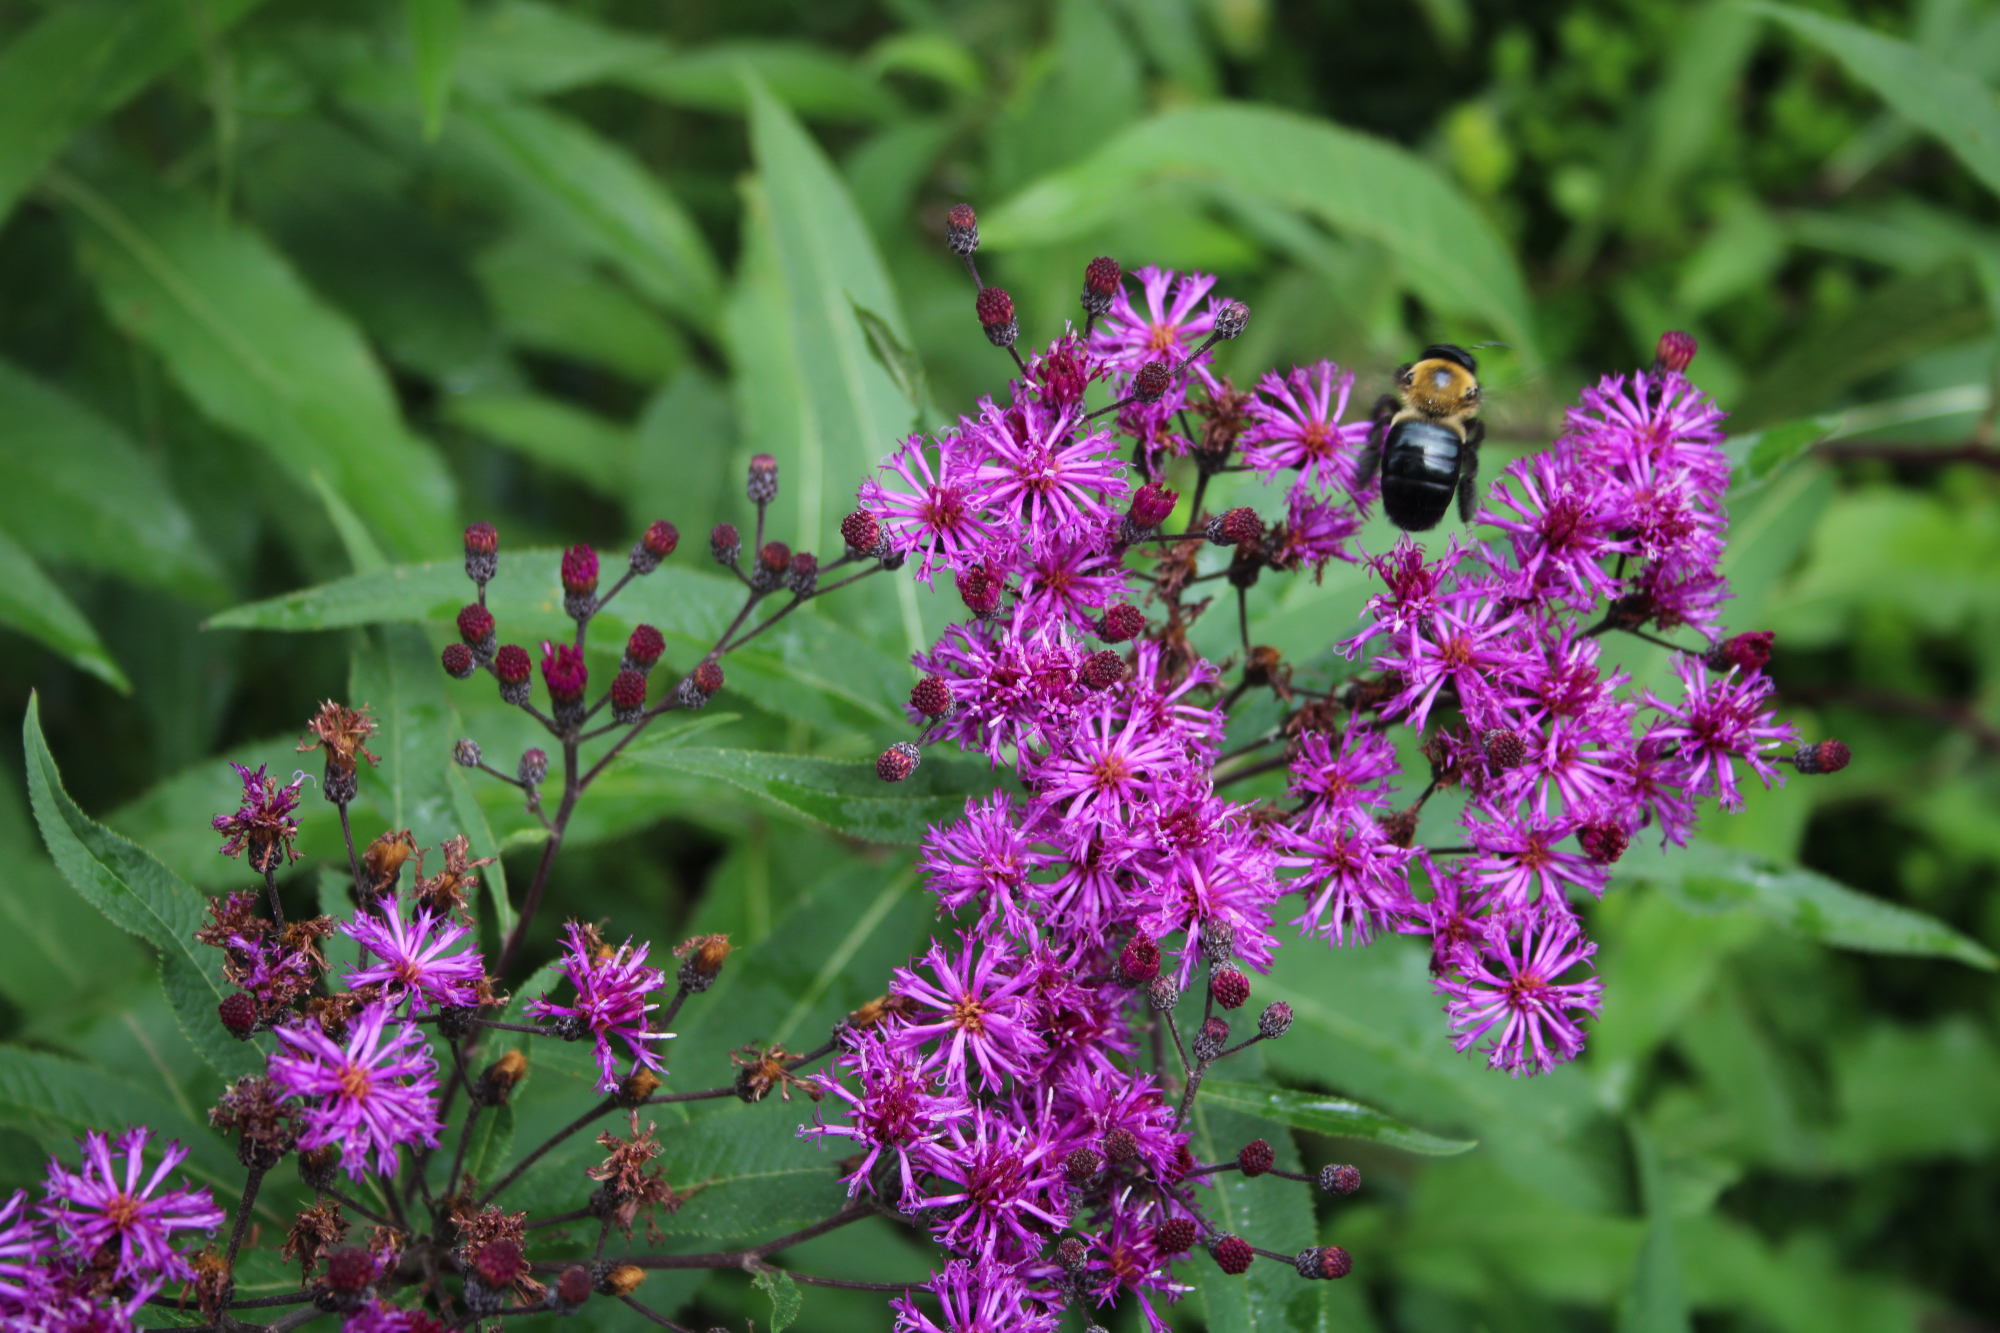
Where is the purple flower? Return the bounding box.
[890,937,1045,1093]
[343,900,485,1015]
[526,923,672,1092]
[269,1003,443,1178]
[211,764,304,872]
[0,1189,52,1308]
[1480,452,1630,610]
[39,1128,223,1287]
[1643,657,1799,811]
[907,1104,1070,1262]
[1026,696,1193,833]
[342,1300,447,1333]
[861,436,994,584]
[802,1028,969,1200]
[1279,811,1414,947]
[1089,265,1218,379]
[891,1260,1060,1333]
[1240,361,1373,493]
[919,793,1049,936]
[1437,910,1603,1075]
[966,397,1127,536]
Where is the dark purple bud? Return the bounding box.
[910,675,953,719]
[841,508,884,557]
[1133,361,1172,403]
[1210,965,1249,1011]
[441,643,475,680]
[1153,1217,1196,1254]
[1127,481,1179,530]
[1237,1139,1274,1177]
[1258,1001,1293,1040]
[457,603,495,649]
[1654,330,1697,374]
[945,204,978,256]
[1482,729,1527,770]
[1054,1237,1089,1274]
[611,670,647,724]
[1082,256,1121,317]
[1578,820,1629,865]
[1147,976,1180,1012]
[1708,631,1774,674]
[785,551,818,597]
[1194,1016,1229,1062]
[218,992,257,1038]
[453,739,481,768]
[975,287,1018,348]
[560,544,599,596]
[1794,739,1851,774]
[710,522,741,567]
[1064,1147,1104,1182]
[748,454,779,506]
[1320,1163,1361,1195]
[1208,507,1263,546]
[1080,650,1125,691]
[956,564,1003,617]
[540,643,587,702]
[1102,1127,1140,1164]
[556,1266,592,1308]
[1209,1235,1253,1275]
[877,741,920,783]
[1118,937,1161,985]
[1098,603,1145,642]
[463,522,498,584]
[624,624,665,673]
[518,748,548,786]
[630,520,678,574]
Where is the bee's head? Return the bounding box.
[1399,345,1481,418]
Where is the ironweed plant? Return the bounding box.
[8,213,1858,1333]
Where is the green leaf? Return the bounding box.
[474,234,687,383]
[1758,3,2000,201]
[313,471,390,576]
[21,693,265,1080]
[55,168,456,563]
[460,1102,515,1187]
[409,0,464,139]
[0,358,226,600]
[752,1267,803,1333]
[442,393,635,495]
[1617,1121,1691,1333]
[0,523,129,691]
[747,77,920,556]
[1732,416,1838,481]
[1196,1078,1478,1156]
[982,103,1538,358]
[660,1107,850,1243]
[455,0,664,97]
[0,0,272,226]
[632,748,995,845]
[448,97,722,335]
[0,1046,241,1193]
[625,43,899,123]
[351,627,467,863]
[849,298,928,424]
[1620,841,1997,969]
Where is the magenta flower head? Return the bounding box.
[39,1127,224,1287]
[342,900,485,1015]
[891,1260,1060,1333]
[559,543,598,596]
[269,1003,443,1179]
[211,763,304,873]
[1436,911,1603,1076]
[0,1188,51,1308]
[526,922,672,1092]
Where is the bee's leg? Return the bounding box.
[1456,418,1486,524]
[1357,394,1397,488]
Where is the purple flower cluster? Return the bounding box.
[0,1129,224,1331]
[814,237,1833,1324]
[526,923,672,1092]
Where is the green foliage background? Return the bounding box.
[0,1,1997,1330]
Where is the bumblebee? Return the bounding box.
[1362,344,1485,532]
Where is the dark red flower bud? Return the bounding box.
[1238,1139,1274,1178]
[710,522,741,567]
[1154,1216,1197,1254]
[1147,976,1181,1012]
[441,643,475,680]
[1127,482,1179,530]
[1118,937,1161,985]
[1099,603,1145,642]
[1208,507,1263,546]
[956,564,1003,617]
[540,643,587,702]
[786,551,818,597]
[1577,820,1629,864]
[841,509,884,557]
[751,540,790,593]
[1708,631,1774,674]
[1054,1237,1089,1274]
[1794,739,1851,775]
[1258,1001,1293,1040]
[1133,360,1173,403]
[676,659,725,712]
[1297,1245,1353,1280]
[518,749,548,786]
[945,204,978,256]
[1194,1016,1230,1062]
[1654,329,1697,374]
[1081,650,1125,691]
[1482,729,1527,770]
[611,670,648,724]
[463,522,498,584]
[473,1239,525,1289]
[560,544,599,596]
[1102,1127,1140,1164]
[325,1247,374,1293]
[876,741,921,783]
[494,645,531,684]
[1082,256,1121,317]
[625,624,665,669]
[911,675,953,719]
[1210,965,1249,1011]
[556,1266,592,1308]
[1064,1147,1104,1182]
[975,287,1018,349]
[1209,1235,1254,1275]
[457,603,495,648]
[1320,1163,1361,1195]
[748,454,779,506]
[630,520,678,574]
[218,992,257,1038]
[1213,300,1249,340]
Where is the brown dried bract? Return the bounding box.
[1146,537,1205,605]
[449,1202,527,1254]
[360,829,419,899]
[297,701,380,777]
[180,1248,233,1317]
[281,1200,349,1285]
[305,990,372,1041]
[1193,378,1253,461]
[731,1044,820,1104]
[848,993,920,1030]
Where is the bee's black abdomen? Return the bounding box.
[1381,418,1462,532]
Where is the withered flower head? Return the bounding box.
[672,933,732,992]
[847,993,920,1030]
[212,764,304,873]
[281,1200,348,1285]
[360,829,420,898]
[297,701,380,778]
[414,833,496,919]
[730,1044,821,1105]
[587,1121,685,1242]
[181,1248,233,1319]
[449,1202,528,1256]
[210,1075,298,1170]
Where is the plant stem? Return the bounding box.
[476,1098,616,1207]
[224,1167,263,1271]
